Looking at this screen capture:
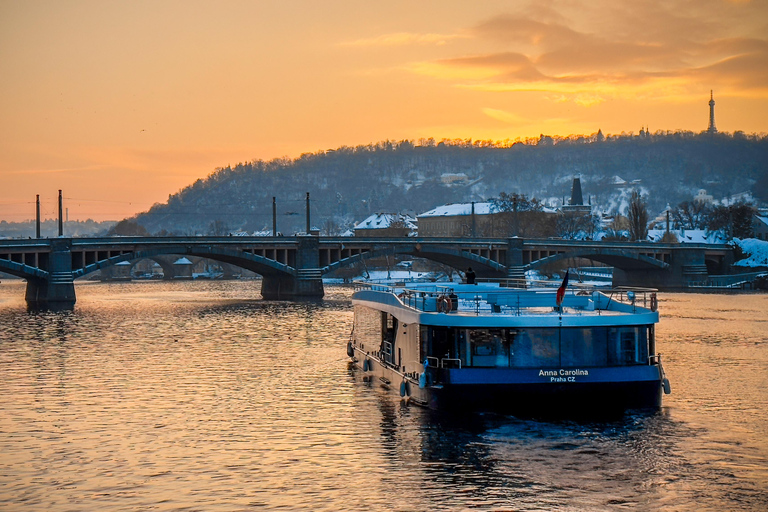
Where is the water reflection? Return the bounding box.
[0,281,766,511]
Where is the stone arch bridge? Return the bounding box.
[0,236,734,309]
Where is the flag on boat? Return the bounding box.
[556,270,569,306]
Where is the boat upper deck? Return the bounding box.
[352,280,659,328]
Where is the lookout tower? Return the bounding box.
[707,90,717,133]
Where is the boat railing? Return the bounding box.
[355,280,659,314]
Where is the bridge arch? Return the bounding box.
[526,248,669,272]
[323,244,506,277]
[0,259,49,281]
[71,246,296,279]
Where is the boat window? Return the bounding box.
[512,328,559,367]
[608,327,648,365]
[382,313,396,343]
[468,329,510,367]
[507,326,650,368]
[561,328,608,367]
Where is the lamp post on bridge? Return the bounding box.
[58,190,63,237]
[36,195,41,239]
[272,197,277,236]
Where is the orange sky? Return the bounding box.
[2,0,767,222]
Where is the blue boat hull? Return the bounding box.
[427,366,663,415]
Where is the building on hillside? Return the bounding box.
[694,189,714,204]
[440,172,470,185]
[754,209,768,241]
[560,177,592,214]
[417,202,557,238]
[352,213,416,237]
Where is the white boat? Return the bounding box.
[347,280,670,415]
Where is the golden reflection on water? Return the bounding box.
[0,281,766,511]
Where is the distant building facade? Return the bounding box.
[417,202,556,238]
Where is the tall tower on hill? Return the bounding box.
[707,90,717,133]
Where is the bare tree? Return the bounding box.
[627,190,649,241]
[673,200,711,229]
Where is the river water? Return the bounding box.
[0,280,766,511]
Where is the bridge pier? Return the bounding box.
[25,239,76,311]
[261,236,324,300]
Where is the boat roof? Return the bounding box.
[351,281,659,328]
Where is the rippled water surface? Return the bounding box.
[1,280,766,511]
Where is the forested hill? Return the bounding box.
[134,131,768,236]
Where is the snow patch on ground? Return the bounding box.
[733,238,768,268]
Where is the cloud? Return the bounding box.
[471,15,586,50]
[396,4,768,105]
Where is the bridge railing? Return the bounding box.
[687,271,768,289]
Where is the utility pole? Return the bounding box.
[272,197,277,236]
[58,190,63,237]
[35,195,41,238]
[471,201,476,237]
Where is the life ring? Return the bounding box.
[397,292,406,301]
[346,341,355,357]
[437,295,452,313]
[650,293,658,312]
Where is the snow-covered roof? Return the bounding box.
[646,229,725,244]
[419,202,557,217]
[733,238,768,267]
[418,202,494,217]
[353,213,416,231]
[173,257,193,265]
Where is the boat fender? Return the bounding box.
[662,377,671,395]
[418,372,427,389]
[437,295,452,313]
[650,293,658,312]
[346,341,355,358]
[362,358,369,372]
[400,380,410,397]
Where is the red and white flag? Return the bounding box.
[556,270,569,306]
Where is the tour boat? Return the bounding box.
[347,279,670,415]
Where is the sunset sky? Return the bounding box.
[2,0,767,222]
